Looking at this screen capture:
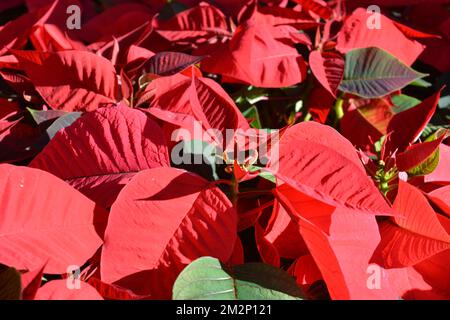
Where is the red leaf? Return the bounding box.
[269,122,392,215]
[143,72,249,139]
[396,135,445,171]
[276,185,397,299]
[309,50,345,97]
[12,50,118,112]
[0,1,57,56]
[375,215,450,299]
[370,252,450,300]
[35,280,103,300]
[86,278,149,300]
[306,80,335,123]
[0,164,106,274]
[423,144,450,184]
[386,90,441,154]
[427,185,450,216]
[0,55,20,70]
[30,105,169,208]
[125,45,155,77]
[264,200,307,259]
[408,249,450,299]
[336,8,424,65]
[94,20,154,67]
[154,3,230,44]
[257,5,319,29]
[289,255,322,287]
[100,167,237,298]
[227,237,244,266]
[0,106,41,163]
[374,181,450,268]
[201,14,307,88]
[126,45,155,65]
[78,3,154,43]
[30,24,86,52]
[392,21,441,40]
[341,98,394,150]
[142,52,204,78]
[255,219,280,267]
[0,70,38,97]
[21,264,46,300]
[293,0,333,20]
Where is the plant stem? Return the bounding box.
[230,175,239,207]
[332,94,345,128]
[303,112,312,122]
[238,200,275,218]
[211,179,233,187]
[334,96,344,121]
[237,190,274,198]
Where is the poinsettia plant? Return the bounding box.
[0,0,449,300]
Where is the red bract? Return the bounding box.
[29,105,169,207]
[340,97,394,150]
[200,6,307,87]
[278,188,396,299]
[100,167,237,298]
[428,186,450,216]
[0,0,449,301]
[309,50,345,97]
[153,3,231,46]
[12,50,118,111]
[374,181,450,268]
[142,71,249,140]
[0,164,106,273]
[20,264,45,300]
[385,89,442,155]
[336,8,425,66]
[35,280,103,300]
[269,122,392,214]
[0,1,57,56]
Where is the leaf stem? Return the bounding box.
[211,179,233,186]
[237,190,274,198]
[230,174,239,207]
[238,200,275,218]
[334,96,344,121]
[303,112,312,122]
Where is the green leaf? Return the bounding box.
[27,108,69,125]
[248,166,277,183]
[27,108,82,150]
[421,124,450,140]
[391,94,421,113]
[259,171,276,183]
[339,47,426,99]
[242,106,262,129]
[171,140,220,181]
[172,257,303,300]
[406,131,449,176]
[439,95,450,109]
[33,112,82,150]
[437,73,450,109]
[407,148,440,176]
[0,265,21,300]
[409,78,432,88]
[374,135,386,155]
[234,86,268,107]
[245,87,268,104]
